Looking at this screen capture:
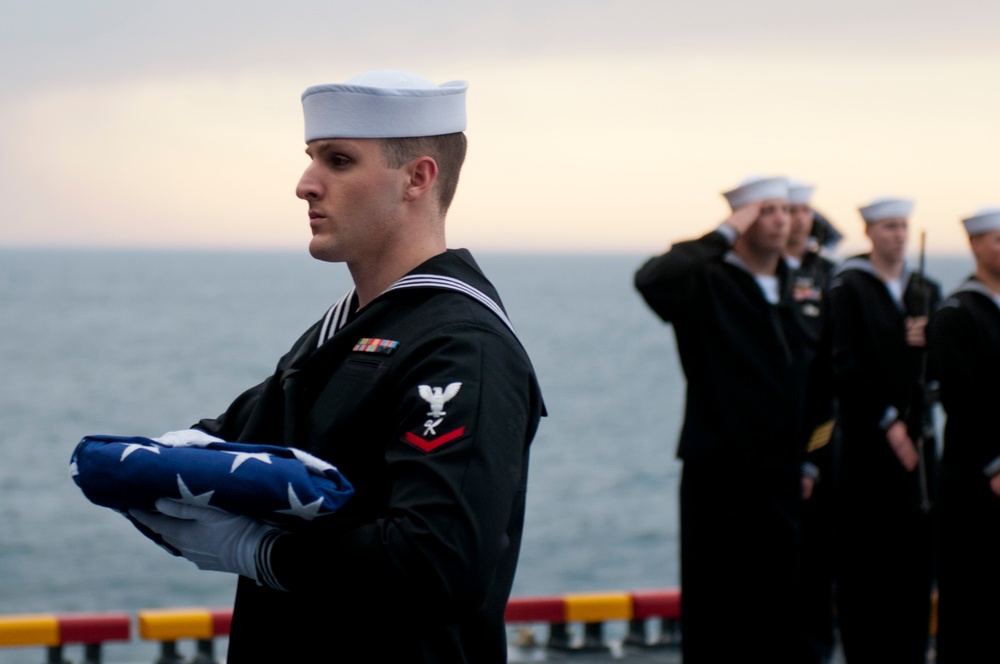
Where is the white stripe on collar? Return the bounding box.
[386,274,515,333]
[317,288,356,349]
[317,274,514,348]
[955,278,1000,310]
[832,256,915,311]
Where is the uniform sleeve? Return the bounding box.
[927,303,966,406]
[634,228,732,323]
[265,322,537,617]
[928,300,1000,473]
[827,276,894,427]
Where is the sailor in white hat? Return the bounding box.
[784,178,819,269]
[719,175,791,295]
[825,193,942,659]
[297,69,469,301]
[129,70,544,663]
[722,174,789,212]
[858,195,915,225]
[961,205,1000,239]
[959,206,1000,305]
[854,195,917,287]
[929,206,1000,661]
[783,177,839,662]
[634,174,827,662]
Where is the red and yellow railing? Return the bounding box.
[0,588,682,663]
[506,588,680,652]
[136,607,233,664]
[0,612,130,664]
[0,587,944,663]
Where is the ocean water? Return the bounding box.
[0,248,974,663]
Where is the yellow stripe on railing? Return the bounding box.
[564,592,633,623]
[137,608,214,641]
[0,614,59,647]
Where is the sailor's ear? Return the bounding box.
[403,156,438,203]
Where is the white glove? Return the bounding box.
[150,429,224,447]
[130,499,276,582]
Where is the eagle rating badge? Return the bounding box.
[403,382,466,453]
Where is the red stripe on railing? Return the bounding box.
[630,588,681,620]
[505,595,566,623]
[55,612,131,644]
[209,608,232,636]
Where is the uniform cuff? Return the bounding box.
[255,529,288,591]
[716,223,739,245]
[983,456,1000,478]
[879,406,900,430]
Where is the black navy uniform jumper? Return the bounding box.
[635,228,826,664]
[928,277,1000,664]
[789,248,840,664]
[826,254,941,664]
[194,249,545,663]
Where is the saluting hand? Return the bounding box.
[723,200,764,236]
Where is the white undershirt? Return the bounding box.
[885,277,904,307]
[755,274,780,304]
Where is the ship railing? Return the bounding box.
[0,611,130,664]
[0,588,682,663]
[505,588,681,654]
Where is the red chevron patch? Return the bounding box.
[403,427,467,453]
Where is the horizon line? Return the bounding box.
[0,243,975,260]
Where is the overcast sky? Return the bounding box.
[3,0,999,255]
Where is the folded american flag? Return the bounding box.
[70,433,354,526]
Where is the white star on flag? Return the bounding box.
[275,483,325,520]
[222,451,273,473]
[175,474,214,507]
[120,443,160,461]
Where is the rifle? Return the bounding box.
[910,230,933,514]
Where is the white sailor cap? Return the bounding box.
[302,70,468,142]
[858,196,914,223]
[961,206,1000,236]
[787,179,815,206]
[722,175,789,211]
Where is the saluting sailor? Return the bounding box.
[928,206,1000,664]
[826,195,941,664]
[634,176,830,663]
[130,70,545,663]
